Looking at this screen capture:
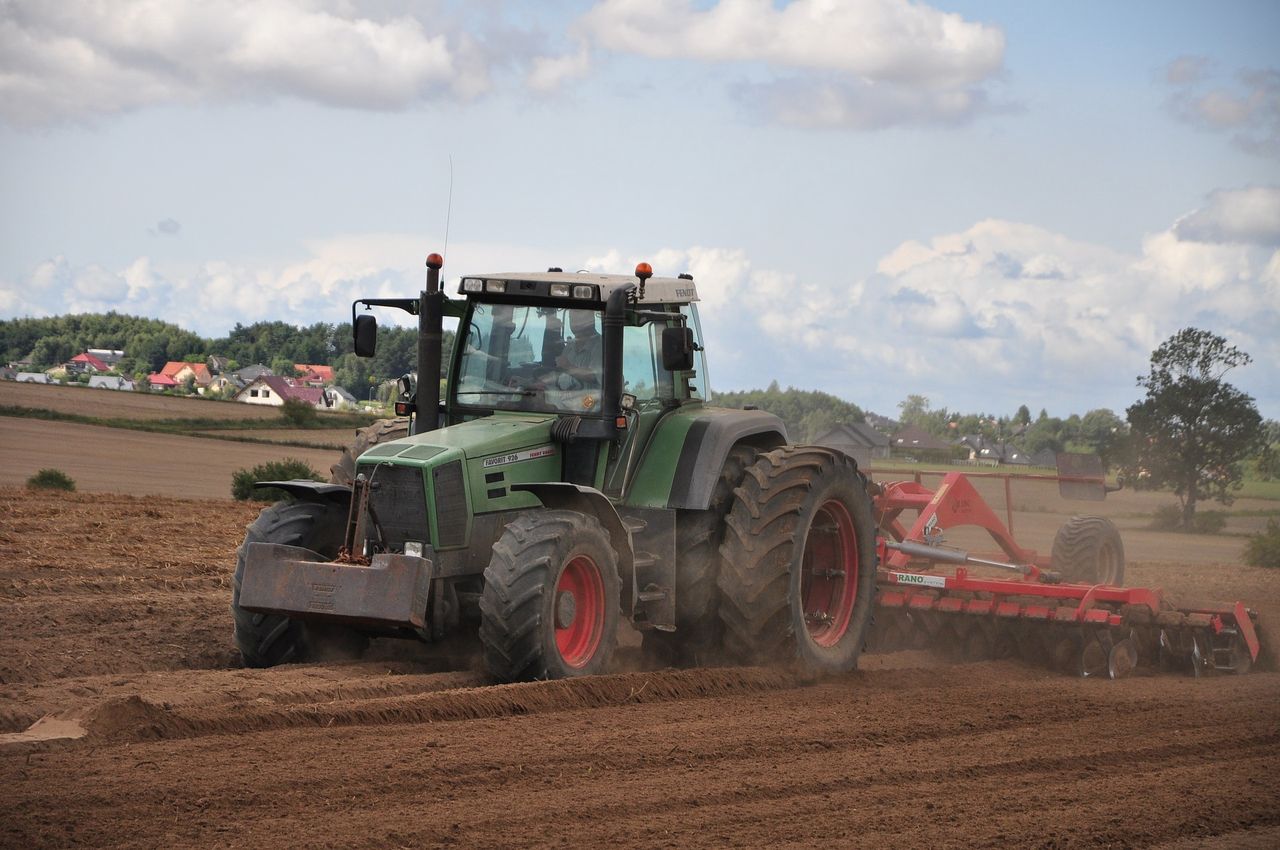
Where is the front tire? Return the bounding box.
[479,511,621,681]
[718,447,877,673]
[231,500,368,667]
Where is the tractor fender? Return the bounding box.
[253,480,353,506]
[664,409,787,510]
[510,483,635,576]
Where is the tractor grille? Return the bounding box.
[365,465,429,550]
[432,460,467,548]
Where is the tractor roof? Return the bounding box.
[458,271,700,305]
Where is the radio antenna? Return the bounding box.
[442,154,454,262]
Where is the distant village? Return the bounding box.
[2,347,362,410]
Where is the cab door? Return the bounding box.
[602,314,676,498]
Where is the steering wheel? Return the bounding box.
[555,371,585,391]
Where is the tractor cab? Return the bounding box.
[446,267,707,496]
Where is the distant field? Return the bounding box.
[0,380,283,421]
[0,417,338,499]
[0,380,375,428]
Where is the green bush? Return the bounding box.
[280,397,318,427]
[27,468,76,491]
[1192,510,1227,534]
[1244,519,1280,569]
[1149,505,1227,533]
[1149,504,1181,530]
[231,458,322,501]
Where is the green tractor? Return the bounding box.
[232,255,877,681]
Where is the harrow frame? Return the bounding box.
[865,467,1261,677]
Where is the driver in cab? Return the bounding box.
[553,311,602,389]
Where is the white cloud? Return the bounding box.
[527,44,592,93]
[578,202,1277,417]
[580,0,1003,86]
[574,0,1006,128]
[5,200,1276,418]
[1165,57,1280,159]
[0,0,491,124]
[1173,186,1280,246]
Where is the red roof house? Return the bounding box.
[147,372,178,389]
[294,364,334,386]
[235,375,328,408]
[70,352,110,372]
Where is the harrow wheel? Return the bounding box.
[1051,516,1125,585]
[718,447,877,673]
[479,510,620,682]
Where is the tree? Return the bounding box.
[896,394,950,436]
[1075,408,1125,467]
[1124,328,1264,530]
[1014,405,1031,427]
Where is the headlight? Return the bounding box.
[462,278,483,293]
[572,284,595,299]
[404,541,424,558]
[485,280,506,293]
[550,283,571,297]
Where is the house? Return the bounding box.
[86,349,125,367]
[235,375,327,408]
[958,434,1031,465]
[0,366,16,381]
[814,422,891,467]
[88,375,135,391]
[146,372,179,391]
[891,425,955,460]
[324,385,358,409]
[16,372,49,384]
[294,364,334,387]
[160,361,213,391]
[67,352,111,374]
[232,364,273,384]
[206,374,246,396]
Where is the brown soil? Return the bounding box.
[0,417,341,498]
[2,488,1278,848]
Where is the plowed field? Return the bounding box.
[2,489,1279,849]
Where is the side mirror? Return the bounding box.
[354,314,378,358]
[662,326,695,371]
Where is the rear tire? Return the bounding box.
[642,444,758,667]
[329,417,411,485]
[1051,515,1124,585]
[717,447,877,673]
[231,500,369,667]
[479,511,621,681]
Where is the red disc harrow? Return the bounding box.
[864,465,1262,679]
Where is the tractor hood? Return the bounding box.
[356,412,557,469]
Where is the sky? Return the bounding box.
[1,0,1277,420]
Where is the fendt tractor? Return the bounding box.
[232,255,1264,683]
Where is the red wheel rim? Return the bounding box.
[800,499,860,647]
[554,554,606,668]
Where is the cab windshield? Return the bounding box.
[455,303,605,414]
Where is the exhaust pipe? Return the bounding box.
[416,253,444,434]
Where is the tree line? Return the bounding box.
[5,314,1272,528]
